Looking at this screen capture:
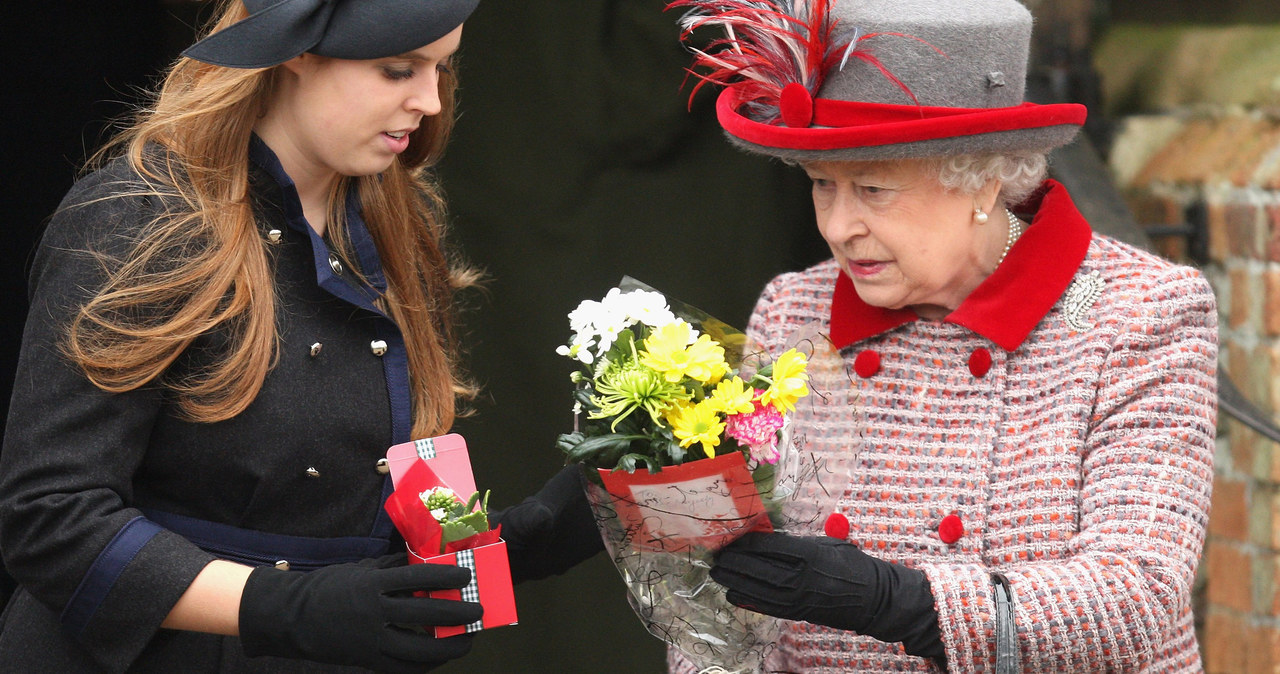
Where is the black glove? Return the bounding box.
[490,465,603,583]
[239,553,484,673]
[711,532,946,665]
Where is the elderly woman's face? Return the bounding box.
[804,159,1001,319]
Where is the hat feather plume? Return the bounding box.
[667,0,936,120]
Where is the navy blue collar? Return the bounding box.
[247,135,389,311]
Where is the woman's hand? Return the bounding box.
[712,532,945,663]
[238,554,482,672]
[491,465,604,582]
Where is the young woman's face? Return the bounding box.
[804,159,1001,320]
[263,24,463,182]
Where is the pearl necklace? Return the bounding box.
[998,209,1024,266]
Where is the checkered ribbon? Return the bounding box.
[454,549,483,633]
[414,438,437,461]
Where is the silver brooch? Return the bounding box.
[1062,271,1103,331]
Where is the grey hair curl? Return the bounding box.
[937,153,1048,207]
[793,153,1048,207]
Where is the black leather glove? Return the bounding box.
[490,465,603,583]
[711,532,946,665]
[239,553,484,673]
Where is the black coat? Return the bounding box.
[0,142,413,673]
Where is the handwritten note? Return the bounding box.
[598,451,772,553]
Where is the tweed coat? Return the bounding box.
[0,139,416,673]
[670,181,1218,673]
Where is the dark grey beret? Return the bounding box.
[183,0,480,69]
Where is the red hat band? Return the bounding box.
[717,87,1088,154]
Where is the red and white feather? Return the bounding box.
[667,0,932,123]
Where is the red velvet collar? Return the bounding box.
[828,180,1092,352]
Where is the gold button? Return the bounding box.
[328,254,344,275]
[267,229,283,243]
[375,458,390,475]
[305,467,320,478]
[370,340,388,357]
[274,560,290,570]
[310,342,322,357]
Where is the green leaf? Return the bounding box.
[611,410,647,436]
[572,387,597,409]
[556,431,586,457]
[614,453,662,474]
[665,437,687,465]
[602,329,637,365]
[456,510,489,534]
[745,373,771,389]
[440,520,480,545]
[564,433,646,467]
[463,490,487,514]
[751,461,777,498]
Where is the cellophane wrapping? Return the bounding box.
[582,325,857,674]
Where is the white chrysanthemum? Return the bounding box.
[567,299,605,335]
[564,291,633,358]
[618,289,675,327]
[561,287,677,362]
[594,320,626,354]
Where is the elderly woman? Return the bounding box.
[667,0,1217,672]
[0,1,601,671]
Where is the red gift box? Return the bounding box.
[384,435,518,637]
[410,540,518,638]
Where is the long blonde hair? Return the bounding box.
[67,0,476,437]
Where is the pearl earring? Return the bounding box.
[973,206,988,224]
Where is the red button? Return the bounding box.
[779,82,815,128]
[824,512,850,540]
[854,350,881,378]
[938,514,964,544]
[968,348,992,377]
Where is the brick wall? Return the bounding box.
[1111,111,1280,673]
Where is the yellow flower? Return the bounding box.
[760,349,809,413]
[665,400,726,457]
[684,335,731,383]
[641,321,730,383]
[709,376,756,416]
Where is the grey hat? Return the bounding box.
[183,0,480,69]
[673,0,1085,160]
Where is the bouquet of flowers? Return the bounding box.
[556,278,853,674]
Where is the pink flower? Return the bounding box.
[725,394,785,464]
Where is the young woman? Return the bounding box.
[0,1,599,671]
